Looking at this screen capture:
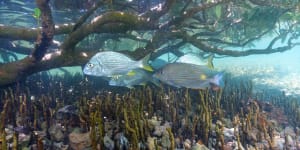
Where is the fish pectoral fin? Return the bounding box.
[141,54,154,72]
[199,74,207,80]
[143,65,153,72]
[127,70,136,76]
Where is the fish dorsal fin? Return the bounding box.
[207,55,214,69]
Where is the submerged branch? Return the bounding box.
[0,0,299,87]
[31,0,55,61]
[0,24,73,41]
[0,0,54,85]
[72,0,105,32]
[184,32,299,56]
[159,0,229,29]
[61,11,157,52]
[142,0,176,22]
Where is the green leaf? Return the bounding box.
[215,5,222,19]
[33,8,41,19]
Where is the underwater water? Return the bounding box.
[1,0,300,150]
[214,41,300,97]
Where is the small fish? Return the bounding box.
[57,105,78,114]
[176,53,214,69]
[109,69,159,88]
[56,105,78,120]
[83,51,153,77]
[150,53,214,70]
[153,63,223,90]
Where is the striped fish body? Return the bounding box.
[109,69,152,88]
[83,51,151,77]
[153,63,222,89]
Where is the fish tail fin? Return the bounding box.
[139,54,153,72]
[207,54,214,69]
[211,73,224,87]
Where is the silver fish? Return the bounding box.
[176,53,214,69]
[153,63,223,89]
[83,51,152,77]
[109,69,159,88]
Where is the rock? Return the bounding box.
[148,116,161,130]
[153,122,171,137]
[104,134,114,150]
[49,124,64,142]
[174,137,182,148]
[191,143,209,150]
[224,140,246,150]
[18,133,31,147]
[281,126,296,137]
[69,132,91,150]
[161,131,170,149]
[223,127,235,143]
[183,139,192,149]
[285,135,294,148]
[147,136,156,150]
[153,125,164,136]
[53,142,69,150]
[114,132,128,149]
[233,140,245,150]
[273,135,284,149]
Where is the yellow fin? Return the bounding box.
[127,70,136,76]
[143,65,153,72]
[207,55,214,69]
[141,54,154,72]
[200,74,207,80]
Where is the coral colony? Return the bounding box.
[0,73,300,149]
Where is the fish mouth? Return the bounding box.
[83,71,92,76]
[82,67,91,75]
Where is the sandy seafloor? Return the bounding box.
[214,44,300,98]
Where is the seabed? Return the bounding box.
[0,73,300,150]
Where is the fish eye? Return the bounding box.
[87,63,94,68]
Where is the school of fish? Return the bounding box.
[83,51,224,90]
